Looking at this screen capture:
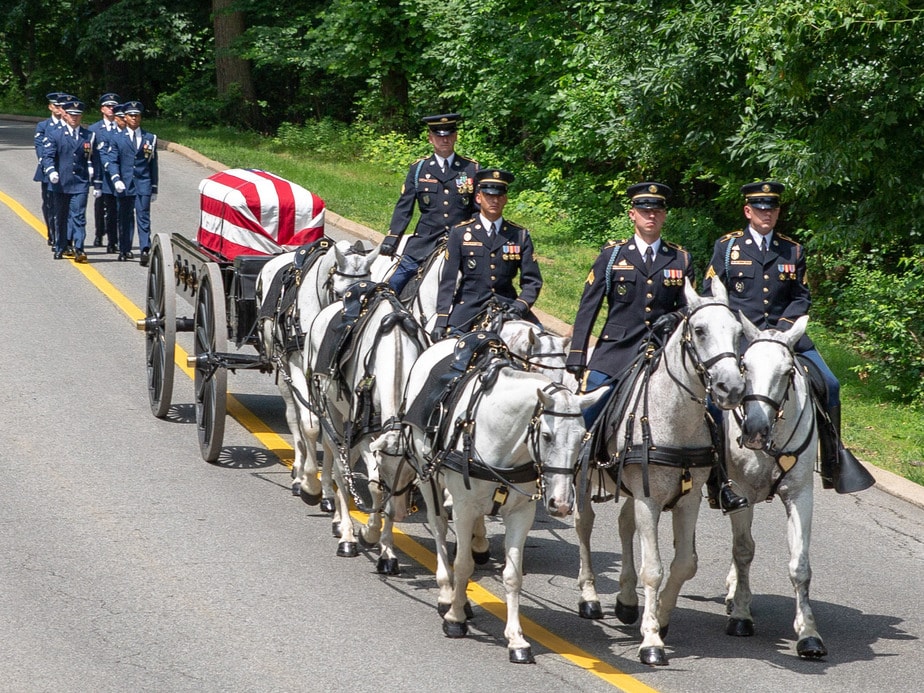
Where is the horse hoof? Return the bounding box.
[320,497,336,514]
[442,619,468,638]
[377,557,400,575]
[472,549,490,565]
[578,600,604,619]
[615,598,640,625]
[639,646,668,666]
[291,482,300,496]
[797,636,828,660]
[300,489,322,506]
[509,647,535,664]
[337,541,358,558]
[331,522,342,538]
[358,532,377,549]
[726,618,755,637]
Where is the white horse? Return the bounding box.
[403,337,607,663]
[724,314,826,659]
[499,319,580,391]
[575,280,746,666]
[305,283,426,560]
[256,239,380,510]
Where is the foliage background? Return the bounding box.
[1,0,922,407]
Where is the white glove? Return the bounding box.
[49,172,59,184]
[151,194,157,202]
[114,180,126,193]
[93,189,102,198]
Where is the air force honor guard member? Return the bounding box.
[89,92,121,252]
[33,92,69,247]
[102,100,159,264]
[702,181,874,496]
[42,99,95,262]
[431,169,542,340]
[381,113,480,292]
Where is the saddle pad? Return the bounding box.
[403,354,457,432]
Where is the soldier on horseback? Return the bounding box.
[702,180,875,499]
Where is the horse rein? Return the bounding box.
[734,337,814,467]
[665,301,740,403]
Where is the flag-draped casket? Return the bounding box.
[197,168,325,259]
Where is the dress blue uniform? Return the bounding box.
[384,114,480,292]
[41,99,95,260]
[101,101,158,260]
[88,92,121,251]
[434,169,542,333]
[701,181,873,495]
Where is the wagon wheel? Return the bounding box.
[193,263,228,462]
[142,233,176,418]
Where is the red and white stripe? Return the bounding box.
[197,168,325,259]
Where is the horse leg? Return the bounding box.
[502,502,539,663]
[615,498,641,625]
[657,490,705,641]
[329,439,359,557]
[471,514,490,564]
[359,446,384,548]
[633,497,668,666]
[725,505,756,636]
[289,367,323,504]
[421,475,454,614]
[782,486,827,659]
[442,485,477,638]
[574,500,604,619]
[318,427,337,514]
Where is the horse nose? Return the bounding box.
[741,403,770,447]
[547,496,573,518]
[713,377,745,408]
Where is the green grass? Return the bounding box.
[152,122,924,486]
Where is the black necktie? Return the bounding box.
[644,246,653,270]
[761,236,768,255]
[491,221,499,236]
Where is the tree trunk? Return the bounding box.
[212,0,256,110]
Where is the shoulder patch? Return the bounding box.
[719,230,744,242]
[663,240,686,251]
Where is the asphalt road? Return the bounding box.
[1,118,922,693]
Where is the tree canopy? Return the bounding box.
[1,0,922,397]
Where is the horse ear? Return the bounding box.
[710,276,729,305]
[579,385,610,410]
[740,310,761,343]
[527,329,538,346]
[785,315,809,348]
[333,243,346,264]
[537,387,554,409]
[683,278,701,308]
[366,243,381,263]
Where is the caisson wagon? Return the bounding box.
[136,168,325,461]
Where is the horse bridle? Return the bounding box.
[320,243,374,303]
[523,334,569,374]
[734,337,814,465]
[668,302,741,403]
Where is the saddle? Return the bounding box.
[314,281,392,379]
[403,331,512,445]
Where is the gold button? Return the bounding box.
[646,293,653,299]
[644,320,651,326]
[490,264,496,269]
[645,306,651,312]
[490,276,496,281]
[763,299,769,304]
[764,274,769,280]
[647,279,653,285]
[763,287,769,293]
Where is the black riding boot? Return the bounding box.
[706,418,748,514]
[819,405,876,494]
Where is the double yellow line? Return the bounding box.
[2,187,659,693]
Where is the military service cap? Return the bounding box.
[123,101,144,115]
[422,113,461,135]
[99,92,121,107]
[627,182,671,209]
[475,169,514,196]
[62,99,86,115]
[741,181,784,209]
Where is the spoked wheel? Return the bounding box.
[193,263,228,462]
[141,233,176,418]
